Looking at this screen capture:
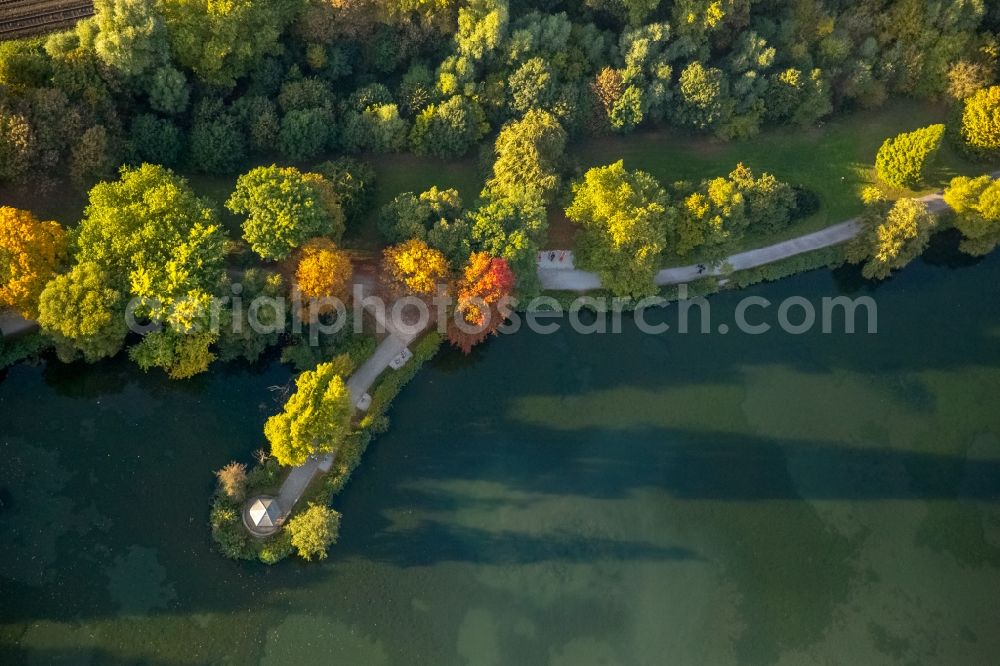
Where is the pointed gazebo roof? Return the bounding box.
[248,497,281,528]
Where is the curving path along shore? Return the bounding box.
[536,176,999,292]
[258,280,427,532]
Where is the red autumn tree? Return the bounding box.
[447,252,515,354]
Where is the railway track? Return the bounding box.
[0,0,94,40]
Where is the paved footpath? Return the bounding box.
[537,176,998,292]
[269,281,425,524]
[0,310,38,338]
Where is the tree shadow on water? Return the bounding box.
[338,522,703,569]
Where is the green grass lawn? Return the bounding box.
[345,152,483,253]
[1,100,994,266]
[562,99,999,265]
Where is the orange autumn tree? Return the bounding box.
[0,206,67,319]
[380,238,450,298]
[294,237,353,320]
[448,252,515,354]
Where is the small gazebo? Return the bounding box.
[244,496,282,536]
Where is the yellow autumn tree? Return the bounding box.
[961,85,1000,154]
[294,237,353,320]
[380,238,450,298]
[0,207,67,319]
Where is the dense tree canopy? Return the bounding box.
[227,165,345,261]
[93,0,170,78]
[50,164,229,377]
[160,0,305,86]
[75,164,225,312]
[847,197,937,280]
[567,161,670,298]
[943,174,1000,256]
[37,261,128,363]
[379,187,463,244]
[0,0,996,185]
[264,361,353,467]
[410,95,487,158]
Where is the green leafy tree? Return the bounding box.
[64,164,227,376]
[129,315,218,379]
[379,187,463,243]
[672,176,747,257]
[466,193,547,295]
[485,110,566,202]
[37,262,128,363]
[93,0,170,77]
[566,161,670,298]
[127,114,184,166]
[161,0,304,86]
[278,77,335,112]
[453,0,509,63]
[227,165,345,261]
[76,164,225,310]
[727,163,797,234]
[675,61,732,133]
[264,362,353,467]
[341,103,408,153]
[287,503,341,561]
[943,175,1000,256]
[618,22,673,124]
[188,101,246,173]
[314,158,376,224]
[609,85,644,132]
[847,198,937,280]
[232,96,280,153]
[875,124,945,188]
[147,65,190,115]
[279,107,335,161]
[508,57,554,114]
[410,95,487,158]
[0,109,34,182]
[71,125,119,188]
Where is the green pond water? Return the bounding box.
[3,233,1000,664]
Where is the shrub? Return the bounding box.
[875,124,945,188]
[287,503,341,561]
[258,531,293,564]
[209,498,250,560]
[215,462,248,501]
